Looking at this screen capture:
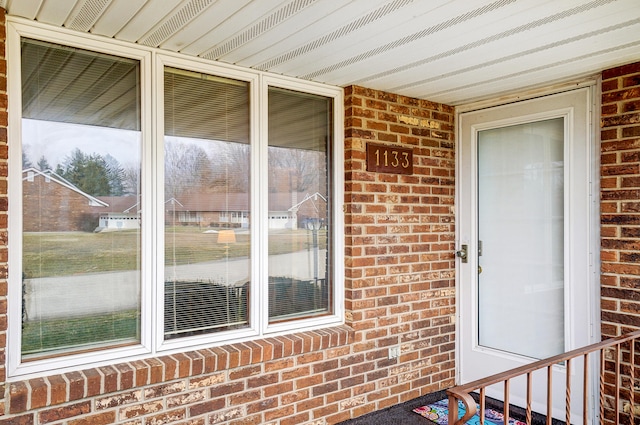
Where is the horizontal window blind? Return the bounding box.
[21,38,140,131]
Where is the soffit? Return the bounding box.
[3,0,640,106]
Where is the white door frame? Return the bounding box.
[454,81,601,421]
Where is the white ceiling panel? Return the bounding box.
[5,0,640,105]
[4,0,41,19]
[179,0,292,57]
[90,0,147,37]
[115,0,183,42]
[243,0,404,69]
[36,0,78,26]
[278,0,532,80]
[322,0,634,89]
[423,39,640,104]
[369,11,640,92]
[159,0,252,52]
[219,1,366,65]
[65,0,112,31]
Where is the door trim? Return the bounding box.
[454,82,600,418]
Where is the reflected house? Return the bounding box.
[95,196,140,231]
[164,194,249,228]
[22,168,108,232]
[287,192,327,230]
[162,191,327,229]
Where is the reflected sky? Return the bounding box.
[22,119,141,169]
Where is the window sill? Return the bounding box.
[8,325,354,414]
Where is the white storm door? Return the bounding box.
[457,88,596,422]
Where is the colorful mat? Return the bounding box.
[413,399,527,425]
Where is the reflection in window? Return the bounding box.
[13,29,341,373]
[20,39,142,358]
[163,67,251,338]
[268,87,333,322]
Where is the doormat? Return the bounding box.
[413,399,527,425]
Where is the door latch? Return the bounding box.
[456,244,468,263]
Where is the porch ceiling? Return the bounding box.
[4,0,640,106]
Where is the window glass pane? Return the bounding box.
[268,87,332,323]
[164,67,250,339]
[477,118,565,359]
[21,39,142,358]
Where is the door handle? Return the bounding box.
[456,244,468,263]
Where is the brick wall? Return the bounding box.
[600,61,640,425]
[0,11,457,421]
[600,61,640,338]
[343,85,457,412]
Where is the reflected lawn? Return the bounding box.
[21,309,139,356]
[23,227,326,278]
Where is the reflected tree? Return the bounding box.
[104,154,125,196]
[268,147,326,193]
[36,155,51,171]
[220,142,250,193]
[22,149,33,169]
[164,140,251,196]
[56,148,125,196]
[165,141,213,197]
[122,164,140,196]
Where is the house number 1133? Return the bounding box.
[366,143,414,175]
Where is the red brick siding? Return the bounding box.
[343,85,457,412]
[600,61,640,338]
[600,61,640,425]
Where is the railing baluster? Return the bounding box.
[480,387,486,425]
[631,339,636,425]
[504,380,510,425]
[583,353,589,425]
[526,372,532,425]
[448,394,458,425]
[600,348,605,425]
[616,343,621,425]
[547,365,553,425]
[566,358,572,425]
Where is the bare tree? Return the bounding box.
[268,147,326,194]
[220,142,250,193]
[164,140,214,197]
[122,163,140,195]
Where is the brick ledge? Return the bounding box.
[7,325,354,414]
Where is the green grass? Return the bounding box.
[23,227,327,278]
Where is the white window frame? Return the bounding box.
[6,18,344,379]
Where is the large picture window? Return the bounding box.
[8,23,343,377]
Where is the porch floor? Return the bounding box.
[337,390,446,425]
[337,390,564,425]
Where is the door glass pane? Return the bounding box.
[477,118,564,359]
[163,67,250,339]
[267,87,332,322]
[21,39,142,358]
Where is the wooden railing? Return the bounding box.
[447,330,640,425]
